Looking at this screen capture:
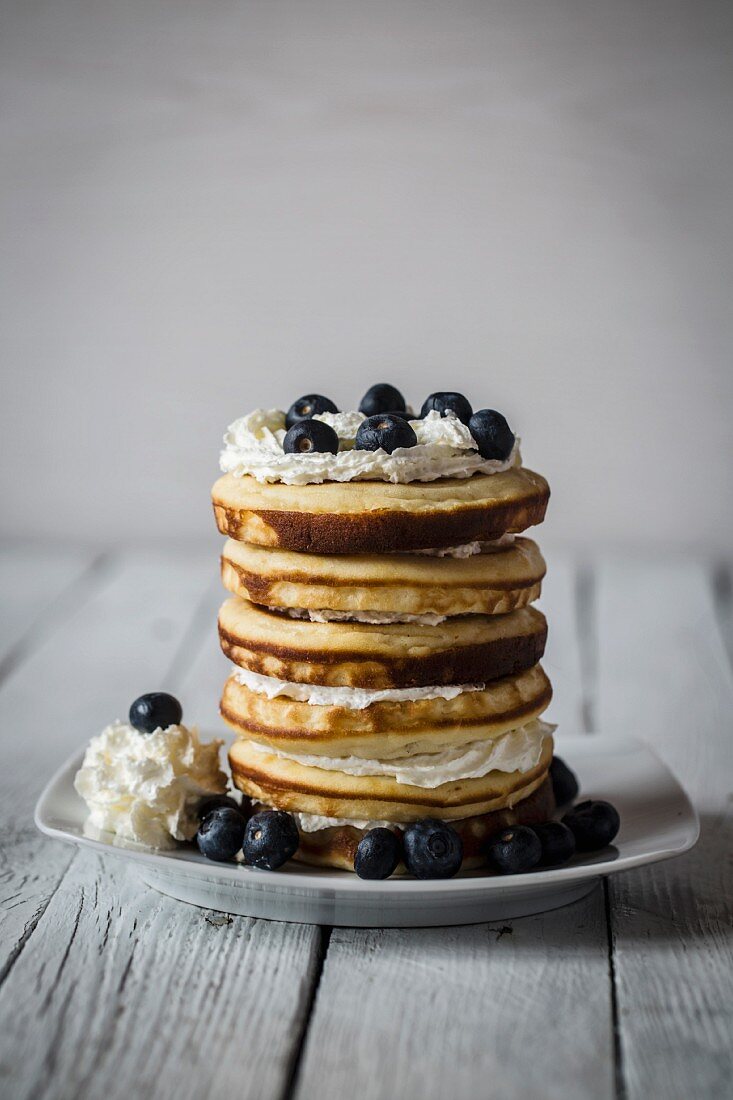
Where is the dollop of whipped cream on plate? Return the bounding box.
[231,666,485,710]
[220,408,520,485]
[74,721,227,850]
[246,720,553,789]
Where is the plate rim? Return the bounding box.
[34,733,700,897]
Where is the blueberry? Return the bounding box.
[563,800,620,851]
[533,821,576,866]
[550,756,580,807]
[197,794,244,822]
[354,828,401,880]
[283,419,339,456]
[420,391,473,425]
[129,692,182,734]
[196,807,246,862]
[358,383,407,417]
[468,409,515,461]
[402,819,463,879]
[355,414,417,455]
[243,810,300,870]
[285,394,338,429]
[487,825,542,874]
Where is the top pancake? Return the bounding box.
[220,535,545,617]
[212,466,549,553]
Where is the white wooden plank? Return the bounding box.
[0,850,320,1100]
[295,902,613,1100]
[596,559,733,1099]
[0,543,96,670]
[0,559,322,1100]
[294,553,615,1100]
[0,548,212,981]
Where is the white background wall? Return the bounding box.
[2,0,732,551]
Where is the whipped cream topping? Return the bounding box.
[231,666,485,710]
[267,606,449,626]
[247,720,552,789]
[74,721,227,849]
[220,408,520,485]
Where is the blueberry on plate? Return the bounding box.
[243,810,300,870]
[355,414,417,455]
[487,825,542,874]
[283,419,339,456]
[358,383,407,417]
[129,692,183,734]
[197,794,243,822]
[468,409,515,461]
[354,828,401,880]
[419,391,473,425]
[285,394,338,429]
[549,756,580,807]
[402,819,463,879]
[563,800,620,851]
[196,807,246,862]
[533,821,576,866]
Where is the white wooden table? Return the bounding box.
[0,543,731,1100]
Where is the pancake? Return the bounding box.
[212,467,550,553]
[228,734,553,822]
[221,664,552,757]
[293,776,556,872]
[219,596,548,688]
[220,535,545,617]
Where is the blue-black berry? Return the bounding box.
[468,409,515,461]
[243,810,300,870]
[358,383,407,417]
[354,828,401,880]
[196,806,246,862]
[487,825,542,874]
[402,819,463,879]
[198,794,243,822]
[420,392,473,425]
[550,756,580,807]
[283,419,339,455]
[355,414,417,455]
[533,821,576,866]
[285,394,338,429]
[562,800,620,851]
[129,693,182,734]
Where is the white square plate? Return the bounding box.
[35,735,699,927]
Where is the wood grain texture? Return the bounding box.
[0,552,322,1100]
[0,851,320,1100]
[294,898,613,1100]
[0,549,214,985]
[293,557,616,1100]
[596,559,733,1099]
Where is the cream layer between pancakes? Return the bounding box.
[231,666,487,709]
[244,719,553,789]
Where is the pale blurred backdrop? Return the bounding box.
[1,0,732,552]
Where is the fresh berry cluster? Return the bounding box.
[128,695,620,880]
[196,804,300,870]
[281,383,516,461]
[352,755,621,880]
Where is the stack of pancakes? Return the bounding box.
[212,459,552,872]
